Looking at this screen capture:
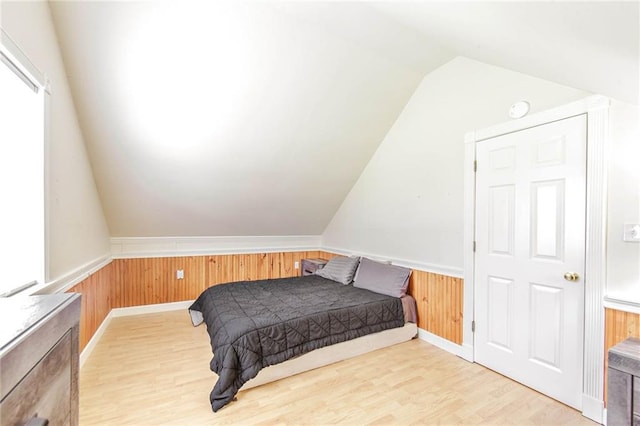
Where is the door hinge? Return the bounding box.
[472,320,476,332]
[473,241,476,252]
[473,160,477,172]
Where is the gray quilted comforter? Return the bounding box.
[189,275,405,412]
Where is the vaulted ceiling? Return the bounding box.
[47,1,638,238]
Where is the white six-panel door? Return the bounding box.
[474,114,587,409]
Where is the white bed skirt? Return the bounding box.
[240,322,418,391]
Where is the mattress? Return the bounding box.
[189,274,406,411]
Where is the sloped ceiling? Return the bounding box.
[371,1,639,105]
[47,1,638,238]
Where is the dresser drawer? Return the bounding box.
[1,330,72,425]
[634,376,640,422]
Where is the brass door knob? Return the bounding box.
[564,272,579,282]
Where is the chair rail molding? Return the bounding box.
[111,235,323,258]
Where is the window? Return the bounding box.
[0,35,46,297]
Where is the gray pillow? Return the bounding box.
[353,257,411,298]
[315,256,360,285]
[352,257,391,282]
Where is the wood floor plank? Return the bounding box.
[80,311,595,425]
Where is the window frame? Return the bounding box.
[0,28,50,297]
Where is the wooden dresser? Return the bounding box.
[0,293,81,426]
[608,337,640,425]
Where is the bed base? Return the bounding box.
[240,322,418,391]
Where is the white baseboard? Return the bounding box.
[80,300,194,368]
[110,300,194,317]
[417,328,468,359]
[582,393,605,424]
[79,310,114,369]
[460,342,474,362]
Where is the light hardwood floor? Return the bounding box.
[80,311,594,425]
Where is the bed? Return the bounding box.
[189,256,417,412]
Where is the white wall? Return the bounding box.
[606,100,640,305]
[1,0,111,283]
[322,57,588,274]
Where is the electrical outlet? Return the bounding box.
[176,269,184,279]
[294,261,299,269]
[623,224,640,242]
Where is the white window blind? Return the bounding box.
[0,46,45,297]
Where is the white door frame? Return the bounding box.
[462,95,610,423]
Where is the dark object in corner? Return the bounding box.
[607,337,640,425]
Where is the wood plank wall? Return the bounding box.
[603,308,640,404]
[68,251,325,350]
[66,250,464,351]
[67,262,115,351]
[408,270,464,344]
[63,251,638,407]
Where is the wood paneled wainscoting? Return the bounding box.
[408,271,463,345]
[68,251,327,351]
[68,263,114,353]
[64,251,637,409]
[66,250,463,352]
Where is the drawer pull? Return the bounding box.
[25,417,49,426]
